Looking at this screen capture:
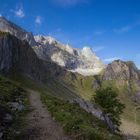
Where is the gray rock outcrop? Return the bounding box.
[0,17,36,46]
[101,60,140,95]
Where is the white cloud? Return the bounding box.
[51,0,89,7]
[14,5,25,18]
[0,14,2,17]
[104,57,121,62]
[35,16,42,25]
[93,46,104,52]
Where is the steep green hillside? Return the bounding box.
[49,72,140,139]
[41,93,122,140]
[61,72,96,100]
[100,80,140,138]
[11,74,78,100]
[11,72,97,101]
[62,71,140,138]
[10,74,123,139]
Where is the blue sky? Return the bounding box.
[0,0,140,68]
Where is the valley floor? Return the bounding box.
[22,90,71,140]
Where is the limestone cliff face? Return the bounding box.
[0,32,66,81]
[0,32,42,79]
[0,17,36,46]
[34,35,105,76]
[102,60,140,80]
[101,60,140,96]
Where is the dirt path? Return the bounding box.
[120,119,140,139]
[23,90,71,140]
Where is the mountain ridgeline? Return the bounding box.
[33,35,105,76]
[0,17,36,46]
[0,17,105,76]
[0,16,140,139]
[0,31,68,82]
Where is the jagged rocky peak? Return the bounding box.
[102,59,140,81]
[65,44,77,55]
[35,35,57,45]
[101,60,140,96]
[81,46,100,61]
[0,16,36,46]
[34,35,105,76]
[81,47,95,57]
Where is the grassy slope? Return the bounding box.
[11,75,122,139]
[11,72,95,101]
[0,75,29,139]
[41,93,122,140]
[62,73,96,100]
[11,74,77,100]
[3,72,139,139]
[101,80,140,139]
[11,72,140,138]
[69,75,140,138]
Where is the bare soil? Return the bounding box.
[121,119,140,139]
[22,90,71,140]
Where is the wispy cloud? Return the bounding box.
[14,4,25,18]
[0,14,2,17]
[35,16,42,25]
[113,20,140,34]
[104,57,121,62]
[94,30,105,36]
[51,0,89,7]
[93,46,104,52]
[113,25,132,33]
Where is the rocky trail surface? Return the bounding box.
[22,90,71,140]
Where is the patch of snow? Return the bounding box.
[70,68,103,76]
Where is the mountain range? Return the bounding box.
[1,16,140,98]
[0,16,140,139]
[34,35,105,76]
[0,17,105,76]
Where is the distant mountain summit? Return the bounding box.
[100,60,140,96]
[34,35,105,76]
[0,17,105,76]
[0,17,36,46]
